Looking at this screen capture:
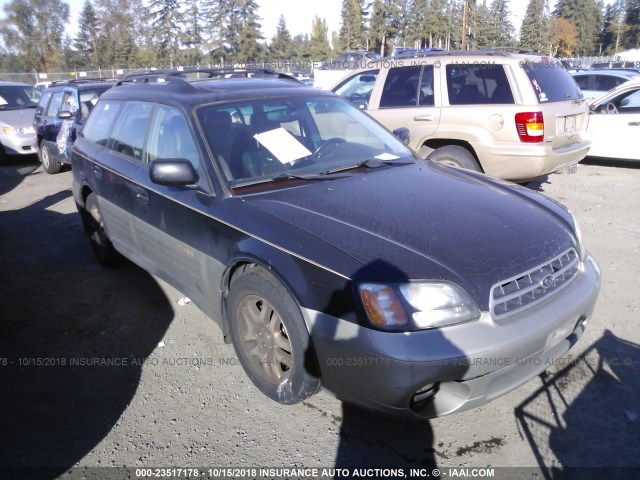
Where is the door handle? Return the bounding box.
[135,187,148,204]
[414,114,434,121]
[93,166,102,179]
[628,122,640,126]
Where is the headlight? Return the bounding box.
[359,282,480,331]
[1,126,35,135]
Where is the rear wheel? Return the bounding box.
[227,265,321,404]
[427,145,482,172]
[84,193,123,267]
[40,142,61,175]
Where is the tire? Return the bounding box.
[427,145,482,172]
[227,265,321,404]
[84,193,123,267]
[40,142,61,175]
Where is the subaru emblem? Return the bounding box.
[540,274,555,289]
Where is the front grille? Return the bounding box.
[491,248,580,319]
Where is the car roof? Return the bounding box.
[44,79,116,92]
[591,78,640,104]
[98,69,331,107]
[572,69,640,78]
[0,80,35,87]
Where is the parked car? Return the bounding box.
[72,69,600,418]
[571,69,640,101]
[330,51,592,182]
[0,81,41,162]
[33,79,114,174]
[586,78,640,161]
[320,51,381,70]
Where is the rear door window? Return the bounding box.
[82,101,123,146]
[522,61,582,102]
[573,74,591,90]
[108,101,153,160]
[446,64,514,105]
[594,75,627,92]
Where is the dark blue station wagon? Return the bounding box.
[71,70,600,417]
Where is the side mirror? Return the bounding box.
[150,159,198,187]
[393,127,411,146]
[58,110,73,120]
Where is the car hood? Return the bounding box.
[241,162,577,309]
[0,108,36,128]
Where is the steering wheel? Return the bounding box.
[606,102,618,114]
[311,138,346,158]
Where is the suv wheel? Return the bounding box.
[227,265,321,404]
[427,145,482,172]
[40,143,61,175]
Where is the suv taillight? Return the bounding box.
[515,112,544,143]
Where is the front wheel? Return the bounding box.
[426,145,482,172]
[227,265,321,404]
[40,142,61,174]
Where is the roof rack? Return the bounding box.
[115,68,300,88]
[50,78,114,86]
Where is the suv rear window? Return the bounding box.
[522,61,582,103]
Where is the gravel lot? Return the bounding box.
[1,156,639,478]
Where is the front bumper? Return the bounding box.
[1,133,37,156]
[303,254,600,418]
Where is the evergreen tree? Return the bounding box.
[468,0,491,49]
[368,0,401,56]
[183,2,205,66]
[147,0,183,67]
[407,0,428,48]
[74,0,100,70]
[554,0,604,55]
[269,15,292,60]
[0,0,70,72]
[235,0,264,62]
[200,0,230,62]
[485,0,516,47]
[94,0,144,68]
[623,0,640,49]
[305,16,332,60]
[289,33,310,61]
[519,0,549,53]
[339,0,365,51]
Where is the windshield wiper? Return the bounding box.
[271,172,343,181]
[358,158,415,168]
[320,158,414,175]
[231,171,349,188]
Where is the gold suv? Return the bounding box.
[330,51,591,182]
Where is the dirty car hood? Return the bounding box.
[242,162,577,309]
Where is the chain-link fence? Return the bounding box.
[1,62,321,85]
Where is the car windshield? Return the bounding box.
[0,85,42,110]
[197,95,415,188]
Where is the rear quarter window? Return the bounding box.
[522,61,582,103]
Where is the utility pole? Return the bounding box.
[461,0,468,51]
